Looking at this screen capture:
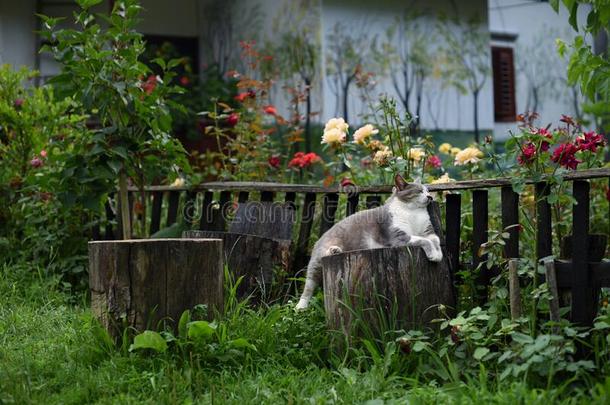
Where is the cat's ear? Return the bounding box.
[394,173,408,191]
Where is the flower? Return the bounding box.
[324,117,349,134]
[407,147,425,163]
[234,92,252,102]
[517,142,537,165]
[426,155,442,169]
[340,177,355,188]
[263,105,278,116]
[373,147,393,166]
[14,98,24,109]
[450,147,461,156]
[438,143,452,154]
[321,128,346,147]
[40,150,47,158]
[551,143,581,170]
[576,131,606,152]
[226,113,239,127]
[367,140,385,152]
[179,76,190,86]
[288,152,321,168]
[30,157,43,168]
[560,114,576,126]
[268,155,281,169]
[533,127,553,151]
[353,124,378,144]
[142,75,157,94]
[430,173,455,184]
[170,177,185,187]
[454,146,483,166]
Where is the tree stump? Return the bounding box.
[322,245,455,338]
[89,238,224,339]
[183,230,291,304]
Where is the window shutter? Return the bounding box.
[492,46,516,122]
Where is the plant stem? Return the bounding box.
[119,170,131,240]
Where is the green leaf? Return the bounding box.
[473,347,489,360]
[178,310,191,339]
[76,0,103,9]
[129,330,167,353]
[187,320,216,341]
[549,0,560,12]
[511,332,534,345]
[412,341,426,352]
[107,159,122,174]
[228,338,256,351]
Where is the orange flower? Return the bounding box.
[263,105,278,115]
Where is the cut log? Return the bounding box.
[89,238,224,340]
[183,230,291,304]
[322,245,455,338]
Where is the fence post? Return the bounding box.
[472,190,489,305]
[501,186,520,258]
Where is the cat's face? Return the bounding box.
[393,175,433,207]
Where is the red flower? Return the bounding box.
[179,76,190,86]
[560,114,576,126]
[535,127,553,151]
[288,152,321,168]
[226,113,239,127]
[142,75,157,95]
[40,149,47,158]
[14,98,24,109]
[30,157,43,168]
[340,177,355,188]
[234,92,249,102]
[268,155,281,169]
[263,105,278,116]
[426,155,442,169]
[551,143,581,170]
[518,142,537,165]
[576,131,606,152]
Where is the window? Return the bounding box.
[492,46,516,122]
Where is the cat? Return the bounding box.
[295,174,443,310]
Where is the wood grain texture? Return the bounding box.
[88,239,224,340]
[228,202,295,241]
[322,246,455,337]
[128,168,610,193]
[183,231,291,303]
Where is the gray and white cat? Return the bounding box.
[295,174,443,310]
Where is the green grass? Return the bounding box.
[1,263,610,404]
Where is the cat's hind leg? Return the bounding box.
[296,257,322,310]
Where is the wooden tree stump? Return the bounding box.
[183,230,291,303]
[322,245,455,338]
[89,238,224,339]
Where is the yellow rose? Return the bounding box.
[407,147,425,163]
[170,177,185,187]
[373,147,393,166]
[321,127,346,146]
[450,147,461,156]
[324,117,349,134]
[430,173,455,184]
[454,146,483,166]
[353,124,379,144]
[438,143,452,154]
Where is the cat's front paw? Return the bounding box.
[428,250,443,262]
[295,299,309,311]
[326,245,343,255]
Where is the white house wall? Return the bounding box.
[0,0,37,69]
[320,0,495,133]
[489,0,590,139]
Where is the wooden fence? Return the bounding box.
[98,168,610,327]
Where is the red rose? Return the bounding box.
[234,92,249,102]
[179,76,190,86]
[340,177,355,188]
[263,105,278,116]
[426,155,442,169]
[226,113,239,127]
[142,75,157,95]
[576,131,606,152]
[30,157,43,168]
[518,142,537,165]
[268,155,281,169]
[288,152,321,168]
[551,143,581,170]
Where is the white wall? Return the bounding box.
[320,0,494,133]
[0,0,37,69]
[489,0,590,139]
